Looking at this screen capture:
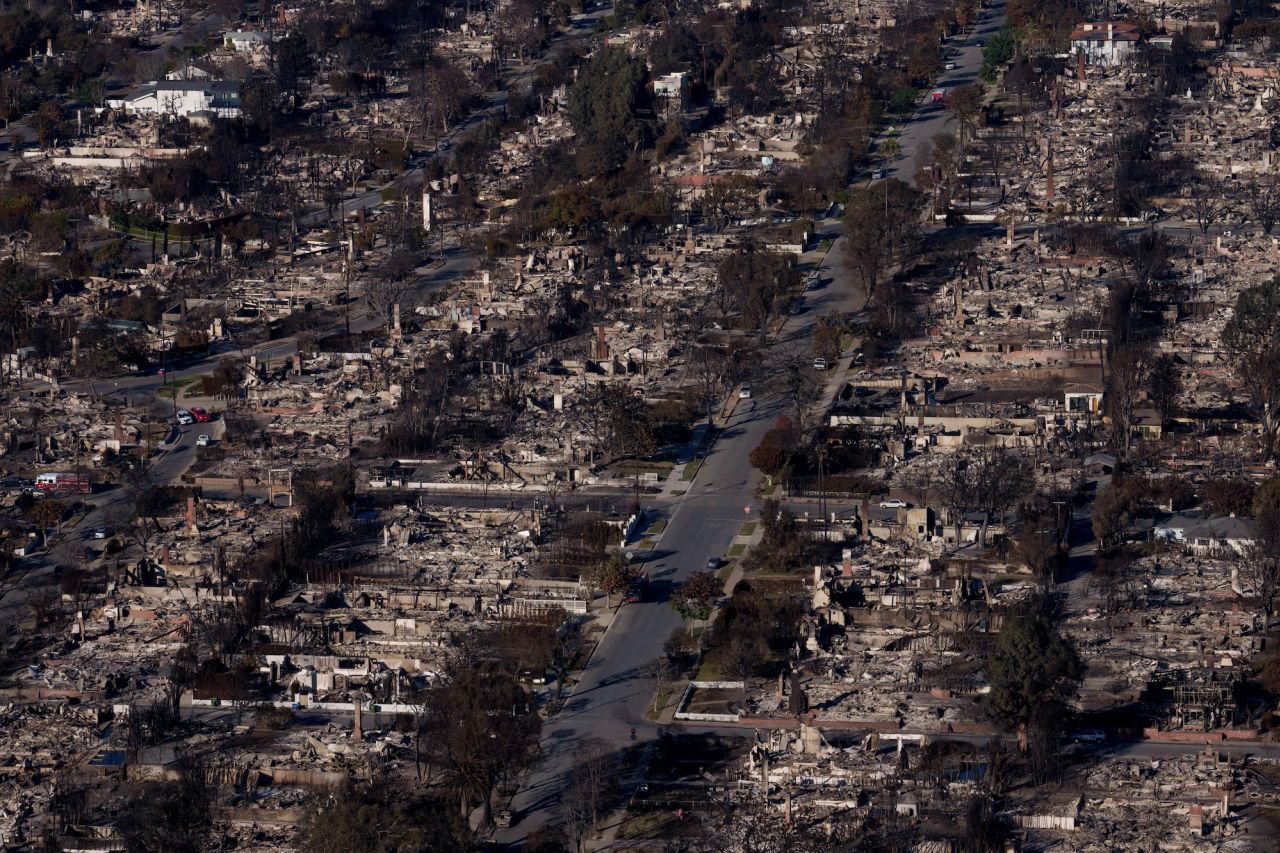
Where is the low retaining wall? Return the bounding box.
[672,680,746,723]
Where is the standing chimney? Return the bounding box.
[1044,141,1054,200]
[353,701,363,739]
[186,496,196,530]
[422,190,432,232]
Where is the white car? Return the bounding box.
[739,385,753,399]
[879,498,908,509]
[945,62,957,70]
[176,410,195,425]
[196,434,211,447]
[813,357,829,370]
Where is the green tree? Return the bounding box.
[1254,477,1280,519]
[1223,277,1280,458]
[1092,483,1134,551]
[670,570,721,623]
[981,26,1018,82]
[274,32,314,105]
[302,786,469,853]
[419,662,541,826]
[567,46,652,172]
[1202,478,1254,518]
[1148,354,1182,425]
[986,614,1083,732]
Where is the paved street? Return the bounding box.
[495,0,1013,840]
[884,0,1008,189]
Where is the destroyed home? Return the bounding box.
[6,0,1280,848]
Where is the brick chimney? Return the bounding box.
[353,701,363,739]
[1044,141,1054,200]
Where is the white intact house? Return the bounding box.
[107,80,241,119]
[224,30,271,53]
[1070,22,1141,67]
[1183,516,1257,556]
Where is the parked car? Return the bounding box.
[176,410,195,425]
[624,573,649,603]
[813,357,829,370]
[196,434,211,447]
[871,168,887,180]
[1071,729,1106,743]
[189,406,212,423]
[944,61,957,70]
[706,557,721,570]
[516,667,548,685]
[739,384,753,399]
[879,498,908,509]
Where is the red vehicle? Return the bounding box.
[189,406,212,423]
[34,473,91,494]
[930,88,947,106]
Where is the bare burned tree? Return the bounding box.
[771,342,823,430]
[690,344,728,425]
[1104,344,1149,454]
[1188,173,1227,235]
[1237,508,1280,621]
[1249,173,1280,236]
[1223,277,1280,458]
[363,274,412,333]
[970,446,1034,547]
[939,454,976,548]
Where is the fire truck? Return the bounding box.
[34,473,91,494]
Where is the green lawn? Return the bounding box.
[646,518,668,535]
[156,376,204,398]
[695,659,720,680]
[618,811,681,841]
[716,562,734,582]
[728,543,747,557]
[681,457,704,481]
[614,459,675,472]
[739,521,757,537]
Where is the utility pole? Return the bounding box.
[344,225,353,338]
[817,445,827,543]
